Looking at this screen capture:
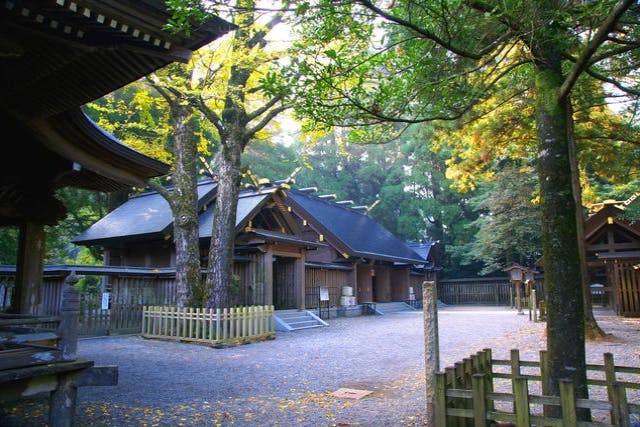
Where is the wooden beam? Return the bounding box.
[14,221,45,314]
[264,249,273,306]
[294,253,305,310]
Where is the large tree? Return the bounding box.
[87,76,206,308]
[289,0,640,414]
[176,0,294,308]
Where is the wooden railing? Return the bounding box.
[141,305,275,345]
[435,348,640,426]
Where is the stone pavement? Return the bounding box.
[0,306,637,426]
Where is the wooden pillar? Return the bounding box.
[14,221,46,314]
[49,374,78,427]
[423,280,439,427]
[264,249,273,306]
[294,252,305,309]
[349,262,358,301]
[608,260,620,314]
[515,280,524,315]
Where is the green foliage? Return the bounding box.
[76,275,102,296]
[46,188,108,264]
[461,166,542,275]
[240,123,482,277]
[84,84,172,164]
[0,227,18,265]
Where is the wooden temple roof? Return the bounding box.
[285,189,425,264]
[73,179,428,266]
[0,0,234,225]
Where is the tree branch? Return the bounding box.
[588,42,640,66]
[559,0,636,100]
[190,95,227,141]
[357,0,489,59]
[145,77,176,104]
[244,104,291,141]
[584,67,640,96]
[245,93,285,122]
[148,178,174,209]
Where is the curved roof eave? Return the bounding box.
[31,109,170,190]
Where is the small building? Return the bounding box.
[585,198,640,316]
[73,179,434,310]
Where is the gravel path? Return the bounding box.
[1,306,638,426]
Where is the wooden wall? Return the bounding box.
[305,267,351,308]
[374,265,391,302]
[391,268,410,302]
[233,253,266,306]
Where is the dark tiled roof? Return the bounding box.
[287,190,425,264]
[73,181,217,244]
[406,241,437,270]
[407,242,434,260]
[197,192,270,238]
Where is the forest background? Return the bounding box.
[0,1,638,282]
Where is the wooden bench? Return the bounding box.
[0,274,117,427]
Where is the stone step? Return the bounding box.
[287,320,321,328]
[274,310,328,332]
[375,302,416,314]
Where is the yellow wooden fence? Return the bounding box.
[141,305,275,345]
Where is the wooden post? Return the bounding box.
[294,255,305,310]
[559,378,577,426]
[215,308,221,341]
[434,372,447,427]
[59,273,80,361]
[611,382,630,427]
[510,349,521,383]
[509,286,514,308]
[49,374,78,427]
[604,352,617,422]
[532,290,538,322]
[513,376,530,427]
[482,349,494,411]
[14,221,46,314]
[528,285,532,321]
[264,249,273,306]
[515,280,524,315]
[472,373,487,427]
[423,281,439,427]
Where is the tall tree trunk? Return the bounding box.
[566,101,605,339]
[170,102,202,308]
[535,56,588,417]
[206,136,243,309]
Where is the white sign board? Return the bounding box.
[320,287,330,301]
[101,292,110,310]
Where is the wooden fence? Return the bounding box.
[437,277,544,306]
[141,305,275,345]
[435,348,640,426]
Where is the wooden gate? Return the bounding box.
[273,257,295,309]
[612,261,640,316]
